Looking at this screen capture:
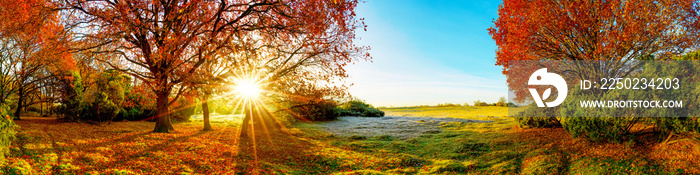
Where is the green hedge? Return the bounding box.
[337,99,384,117]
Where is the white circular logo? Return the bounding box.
[528,68,567,107]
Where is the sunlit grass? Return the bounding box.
[380,106,527,120]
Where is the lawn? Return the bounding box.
[3,106,700,174]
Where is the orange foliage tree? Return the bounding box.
[226,30,368,137]
[183,0,369,133]
[0,0,74,119]
[65,0,368,133]
[488,0,700,102]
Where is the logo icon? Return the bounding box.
[528,68,567,107]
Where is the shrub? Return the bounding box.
[0,103,18,161]
[559,60,700,143]
[514,104,561,128]
[294,99,340,121]
[362,108,385,117]
[337,99,385,117]
[115,107,157,121]
[559,82,642,143]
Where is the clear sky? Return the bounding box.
[346,0,508,107]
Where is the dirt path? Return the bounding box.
[314,116,492,139]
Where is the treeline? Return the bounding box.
[395,97,517,108]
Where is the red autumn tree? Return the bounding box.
[488,0,700,102]
[223,18,369,137]
[0,0,74,119]
[185,0,369,133]
[66,0,368,133]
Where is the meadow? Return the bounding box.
[4,106,700,174]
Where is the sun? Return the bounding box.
[234,79,262,98]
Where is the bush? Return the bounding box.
[514,104,561,128]
[295,99,340,121]
[362,107,385,117]
[115,107,157,121]
[0,103,18,161]
[559,82,642,143]
[559,61,700,143]
[337,99,384,117]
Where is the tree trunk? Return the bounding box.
[14,86,23,120]
[202,95,213,131]
[153,90,171,133]
[240,101,253,138]
[96,102,101,124]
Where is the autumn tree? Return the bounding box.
[66,0,369,133]
[0,0,73,119]
[220,3,369,137]
[65,0,288,132]
[488,0,700,102]
[187,51,232,131]
[91,70,132,123]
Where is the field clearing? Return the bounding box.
[380,106,527,120]
[4,106,700,174]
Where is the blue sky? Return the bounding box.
[346,0,507,107]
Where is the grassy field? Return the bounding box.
[4,106,700,174]
[380,106,526,120]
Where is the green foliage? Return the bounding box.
[90,70,132,123]
[0,103,18,161]
[116,108,156,121]
[337,99,384,117]
[57,70,134,123]
[559,60,700,143]
[56,71,87,121]
[560,85,639,143]
[638,60,700,135]
[304,100,340,121]
[514,105,561,128]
